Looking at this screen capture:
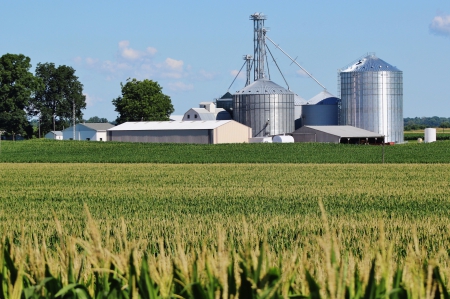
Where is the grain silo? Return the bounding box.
[234,79,294,136]
[339,53,403,143]
[233,13,294,137]
[294,94,307,129]
[302,91,339,126]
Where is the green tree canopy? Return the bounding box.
[85,116,109,123]
[32,63,86,133]
[0,53,41,138]
[112,78,174,124]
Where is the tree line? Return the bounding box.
[0,53,174,140]
[404,117,450,131]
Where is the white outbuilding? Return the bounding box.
[107,120,251,144]
[44,131,63,140]
[62,123,115,141]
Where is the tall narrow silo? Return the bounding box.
[339,54,403,143]
[234,79,294,137]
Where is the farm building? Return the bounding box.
[44,131,63,140]
[62,123,115,141]
[292,125,384,144]
[107,120,251,144]
[182,102,231,121]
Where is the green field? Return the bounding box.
[2,140,450,297]
[1,138,450,163]
[1,163,450,254]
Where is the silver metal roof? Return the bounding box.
[169,115,184,121]
[235,79,293,95]
[49,131,62,136]
[340,54,400,72]
[188,108,216,120]
[62,123,115,132]
[81,123,115,130]
[108,120,243,131]
[294,94,307,106]
[306,91,338,105]
[304,126,384,138]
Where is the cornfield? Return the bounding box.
[1,139,450,163]
[1,163,450,298]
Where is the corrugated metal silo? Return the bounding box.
[339,54,403,143]
[302,91,339,126]
[294,94,307,129]
[233,79,294,137]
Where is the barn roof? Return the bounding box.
[299,126,384,138]
[108,120,244,131]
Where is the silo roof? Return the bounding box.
[294,94,307,106]
[306,91,339,105]
[220,92,233,99]
[235,79,293,95]
[341,54,401,72]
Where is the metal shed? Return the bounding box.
[107,120,251,144]
[44,131,63,140]
[62,123,115,141]
[292,125,384,144]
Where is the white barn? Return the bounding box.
[62,123,115,141]
[44,131,63,140]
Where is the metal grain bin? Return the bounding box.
[302,91,339,126]
[294,94,307,129]
[339,54,403,143]
[233,79,294,137]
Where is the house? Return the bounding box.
[62,123,115,141]
[44,131,63,140]
[107,120,251,144]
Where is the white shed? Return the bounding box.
[44,131,63,140]
[62,123,115,141]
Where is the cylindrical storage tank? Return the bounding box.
[294,94,307,129]
[233,79,294,137]
[302,92,339,126]
[339,54,403,143]
[272,135,294,143]
[424,128,436,143]
[216,92,233,114]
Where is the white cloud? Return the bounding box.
[199,69,216,80]
[84,93,102,107]
[296,69,309,78]
[164,58,184,71]
[230,69,245,80]
[168,81,194,92]
[85,57,98,66]
[146,47,157,55]
[430,13,450,37]
[75,40,214,86]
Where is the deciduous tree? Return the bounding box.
[0,53,41,138]
[32,63,86,133]
[112,78,174,124]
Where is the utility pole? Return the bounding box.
[72,100,76,140]
[0,130,5,155]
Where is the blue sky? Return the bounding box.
[2,1,450,120]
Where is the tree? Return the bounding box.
[32,63,86,134]
[85,116,109,123]
[0,53,41,139]
[112,78,174,124]
[440,122,450,133]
